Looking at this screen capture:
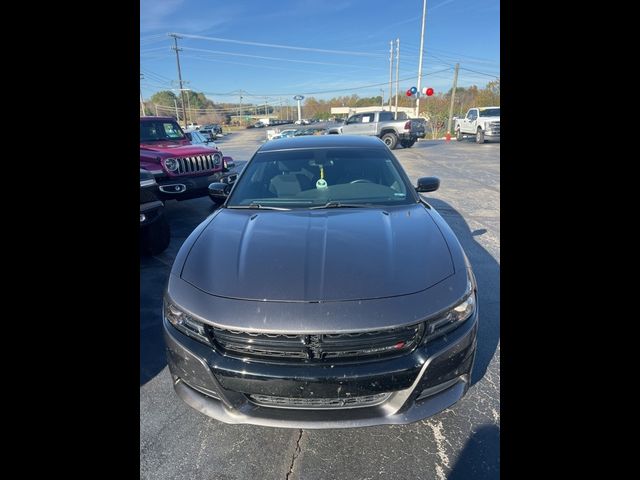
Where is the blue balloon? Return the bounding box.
[410,86,417,94]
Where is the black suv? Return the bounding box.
[140,169,170,255]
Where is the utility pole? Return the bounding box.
[388,40,394,108]
[239,94,243,125]
[185,90,192,124]
[169,33,188,129]
[447,63,460,134]
[380,89,385,108]
[173,96,179,122]
[264,97,268,117]
[415,0,427,118]
[154,104,158,116]
[140,74,146,116]
[394,38,400,119]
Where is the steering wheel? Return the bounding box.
[350,179,373,184]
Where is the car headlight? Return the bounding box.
[424,283,476,343]
[164,158,179,172]
[164,299,210,344]
[213,153,222,166]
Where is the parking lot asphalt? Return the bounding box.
[140,126,500,480]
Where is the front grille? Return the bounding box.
[210,323,424,363]
[168,154,221,175]
[489,121,500,134]
[248,392,391,410]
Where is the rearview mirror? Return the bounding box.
[208,182,231,200]
[416,177,440,193]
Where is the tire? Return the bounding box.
[141,212,170,256]
[456,128,463,141]
[400,139,416,148]
[476,128,485,144]
[381,132,398,149]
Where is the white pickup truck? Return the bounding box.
[454,106,500,144]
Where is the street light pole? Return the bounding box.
[415,0,427,118]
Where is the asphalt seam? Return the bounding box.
[285,429,304,480]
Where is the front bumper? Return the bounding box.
[163,309,477,429]
[139,200,164,227]
[156,169,238,201]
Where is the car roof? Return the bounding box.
[478,106,500,110]
[259,135,385,151]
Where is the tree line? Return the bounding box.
[142,80,499,133]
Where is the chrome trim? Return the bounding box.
[248,392,392,410]
[139,179,156,187]
[159,184,186,194]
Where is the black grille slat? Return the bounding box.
[210,324,424,363]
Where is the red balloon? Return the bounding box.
[426,87,434,96]
[406,89,412,97]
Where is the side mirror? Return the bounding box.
[416,177,440,193]
[208,182,231,200]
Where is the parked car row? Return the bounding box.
[269,126,327,140]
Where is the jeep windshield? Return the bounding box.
[226,147,415,209]
[479,108,500,117]
[140,120,186,142]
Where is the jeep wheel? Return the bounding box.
[141,213,170,256]
[456,128,463,141]
[476,128,485,144]
[381,132,398,149]
[400,139,416,148]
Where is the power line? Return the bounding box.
[180,46,380,69]
[169,32,385,57]
[459,67,499,78]
[144,68,452,98]
[178,53,385,78]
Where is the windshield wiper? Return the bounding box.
[226,202,291,211]
[309,201,375,210]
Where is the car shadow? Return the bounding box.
[424,197,500,385]
[447,424,500,479]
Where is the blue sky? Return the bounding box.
[140,0,499,106]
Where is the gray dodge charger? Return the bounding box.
[163,135,478,428]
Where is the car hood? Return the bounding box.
[181,204,454,302]
[140,142,219,155]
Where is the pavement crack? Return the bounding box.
[285,429,304,480]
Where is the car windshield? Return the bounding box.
[140,120,186,142]
[226,147,414,209]
[479,108,500,117]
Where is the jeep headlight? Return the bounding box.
[424,282,476,343]
[164,299,210,344]
[164,158,179,172]
[213,153,222,166]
